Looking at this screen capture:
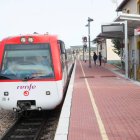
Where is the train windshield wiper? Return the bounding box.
[22,75,53,81]
[0,74,12,80]
[22,76,37,81]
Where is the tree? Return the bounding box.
[112,39,125,70]
[111,39,122,56]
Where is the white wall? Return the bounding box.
[106,39,120,61]
[123,0,137,14]
[97,39,121,61]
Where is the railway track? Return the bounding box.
[1,110,60,140]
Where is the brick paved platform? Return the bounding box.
[68,60,140,140]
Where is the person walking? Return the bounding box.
[98,52,102,66]
[93,52,98,65]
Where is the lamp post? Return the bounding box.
[82,36,87,62]
[86,17,93,68]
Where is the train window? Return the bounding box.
[1,44,54,80]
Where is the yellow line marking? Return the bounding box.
[80,61,109,140]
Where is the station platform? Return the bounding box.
[55,60,140,140]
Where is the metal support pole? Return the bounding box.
[124,20,128,78]
[134,35,137,80]
[83,46,85,61]
[87,17,93,68]
[88,22,91,67]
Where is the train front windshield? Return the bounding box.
[0,44,54,80]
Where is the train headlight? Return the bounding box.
[20,37,26,43]
[28,37,34,43]
[4,91,9,96]
[46,91,51,95]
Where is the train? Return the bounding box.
[0,34,74,111]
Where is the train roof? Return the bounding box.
[0,34,58,42]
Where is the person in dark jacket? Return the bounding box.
[98,52,102,66]
[93,52,98,65]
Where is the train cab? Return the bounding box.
[0,34,73,111]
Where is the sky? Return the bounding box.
[0,0,123,48]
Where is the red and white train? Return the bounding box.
[0,34,74,111]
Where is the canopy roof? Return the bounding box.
[94,13,140,41]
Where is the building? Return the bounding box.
[94,0,140,81]
[94,38,121,63]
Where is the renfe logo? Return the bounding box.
[17,83,36,91]
[24,91,29,96]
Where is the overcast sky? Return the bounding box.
[0,0,123,48]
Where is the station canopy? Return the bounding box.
[96,13,140,39]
